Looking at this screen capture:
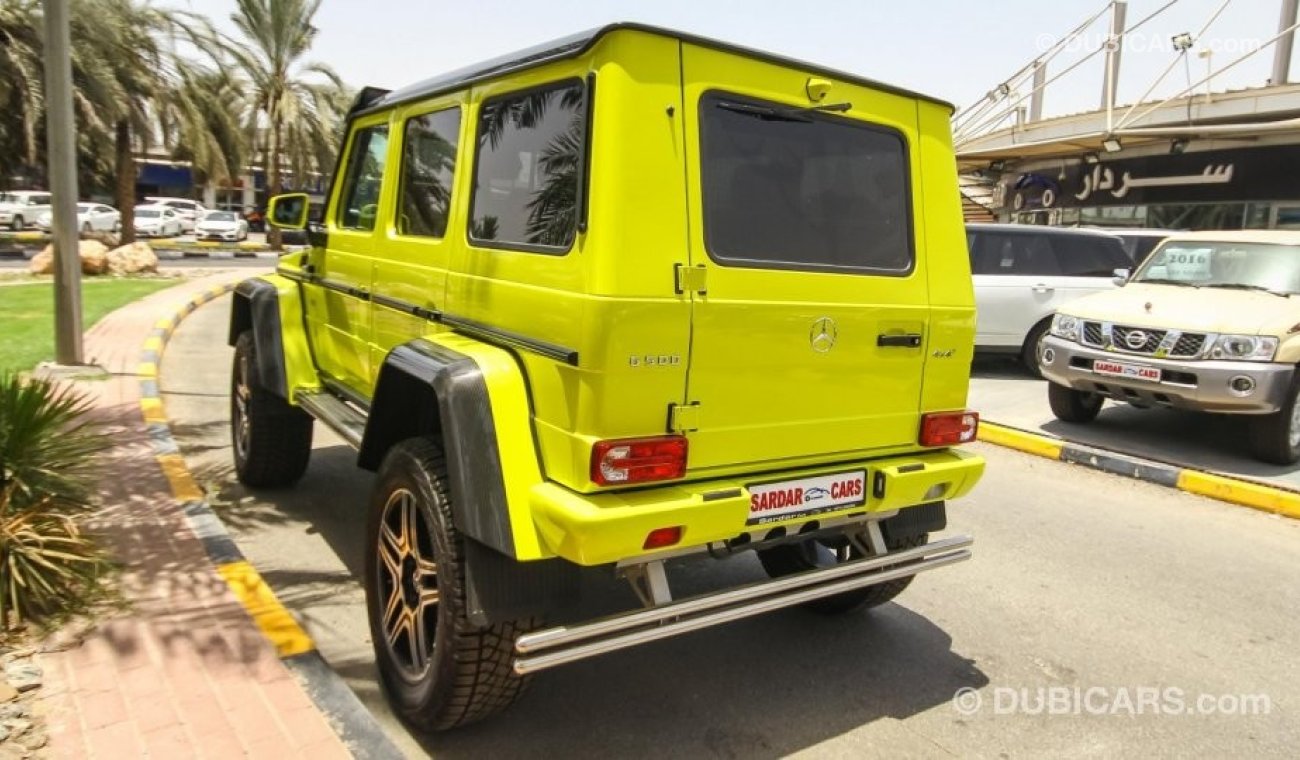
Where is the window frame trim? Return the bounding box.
[334,122,392,232]
[697,89,917,278]
[466,76,589,256]
[394,104,464,241]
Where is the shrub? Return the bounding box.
[0,372,110,628]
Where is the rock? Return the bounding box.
[0,704,26,721]
[105,241,158,275]
[2,664,40,694]
[0,725,9,743]
[27,240,109,276]
[1,719,29,738]
[16,732,44,751]
[0,685,14,704]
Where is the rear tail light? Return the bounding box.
[591,435,688,486]
[643,526,684,549]
[919,411,980,447]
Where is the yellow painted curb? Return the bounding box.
[137,361,158,378]
[156,454,205,502]
[977,423,1063,460]
[216,561,316,658]
[1176,470,1300,519]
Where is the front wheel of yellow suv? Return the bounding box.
[230,331,313,487]
[364,437,537,731]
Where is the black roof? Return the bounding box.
[355,23,952,116]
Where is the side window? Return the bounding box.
[971,233,1060,275]
[337,125,391,231]
[1052,236,1132,276]
[469,81,586,251]
[398,107,461,238]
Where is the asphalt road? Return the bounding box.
[970,355,1300,490]
[162,295,1300,759]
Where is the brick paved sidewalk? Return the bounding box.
[37,274,351,759]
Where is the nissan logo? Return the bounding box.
[1124,330,1149,350]
[810,317,838,353]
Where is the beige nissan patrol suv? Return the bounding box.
[1041,230,1300,464]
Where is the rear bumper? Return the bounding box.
[529,448,984,565]
[1040,336,1293,413]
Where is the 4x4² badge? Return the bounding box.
[810,317,838,353]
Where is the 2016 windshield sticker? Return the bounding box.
[746,470,866,525]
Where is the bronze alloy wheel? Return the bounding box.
[375,488,440,678]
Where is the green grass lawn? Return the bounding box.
[0,278,181,372]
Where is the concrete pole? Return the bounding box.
[1272,0,1299,85]
[1100,1,1129,111]
[1029,60,1047,122]
[41,0,83,365]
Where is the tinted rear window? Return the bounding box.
[699,93,913,274]
[968,231,1129,276]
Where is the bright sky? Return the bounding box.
[179,0,1292,120]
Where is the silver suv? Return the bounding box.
[0,191,53,231]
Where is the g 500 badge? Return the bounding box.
[629,354,682,368]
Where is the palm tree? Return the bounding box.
[0,1,44,176]
[224,0,346,248]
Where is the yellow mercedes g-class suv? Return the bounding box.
[229,24,983,730]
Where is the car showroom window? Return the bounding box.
[469,81,585,252]
[699,92,913,274]
[337,124,390,231]
[398,107,461,238]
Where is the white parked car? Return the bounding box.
[36,202,121,234]
[194,210,249,242]
[0,190,53,231]
[133,205,184,238]
[144,196,206,233]
[967,223,1132,374]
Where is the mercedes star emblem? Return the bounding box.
[810,317,838,353]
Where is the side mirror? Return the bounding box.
[268,193,310,230]
[1112,268,1130,286]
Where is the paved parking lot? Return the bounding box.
[970,356,1300,491]
[159,295,1300,758]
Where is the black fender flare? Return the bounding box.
[360,339,577,624]
[229,278,290,398]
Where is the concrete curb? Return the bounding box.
[978,422,1300,519]
[137,284,402,759]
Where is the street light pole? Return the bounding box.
[41,0,83,366]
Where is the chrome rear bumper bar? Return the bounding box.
[513,533,973,675]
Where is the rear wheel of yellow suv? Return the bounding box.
[757,529,928,614]
[364,437,539,730]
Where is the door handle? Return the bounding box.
[877,333,923,348]
[1032,283,1055,293]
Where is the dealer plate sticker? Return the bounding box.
[1093,359,1161,382]
[746,470,867,526]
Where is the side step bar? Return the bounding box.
[514,534,973,675]
[297,390,366,449]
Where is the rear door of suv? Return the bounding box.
[679,45,930,475]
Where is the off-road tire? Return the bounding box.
[1249,374,1300,465]
[757,532,928,614]
[1021,320,1051,378]
[366,438,537,731]
[1048,382,1103,423]
[230,331,312,487]
[10,216,22,231]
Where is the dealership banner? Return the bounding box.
[1000,145,1300,211]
